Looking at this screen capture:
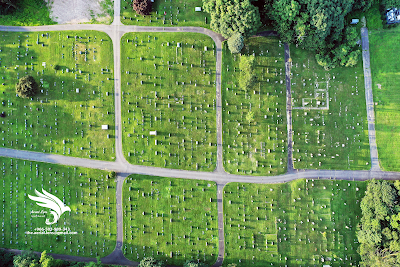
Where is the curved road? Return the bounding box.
[0,3,391,266]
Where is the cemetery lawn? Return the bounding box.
[122,174,218,266]
[121,33,217,171]
[0,31,115,160]
[222,37,287,175]
[290,45,370,170]
[0,0,55,26]
[120,0,210,28]
[0,157,116,257]
[369,28,400,171]
[223,179,366,267]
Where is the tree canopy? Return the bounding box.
[132,0,152,15]
[203,0,262,38]
[357,180,400,266]
[227,32,244,54]
[239,55,256,90]
[0,0,18,15]
[138,257,165,267]
[264,0,366,69]
[15,75,39,99]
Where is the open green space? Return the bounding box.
[221,37,287,175]
[121,32,216,170]
[290,45,370,170]
[223,179,366,267]
[369,28,400,171]
[121,0,210,28]
[0,0,55,26]
[122,174,218,266]
[0,157,116,257]
[0,31,115,160]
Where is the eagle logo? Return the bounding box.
[28,189,71,225]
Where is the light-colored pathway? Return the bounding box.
[361,27,380,171]
[284,43,294,172]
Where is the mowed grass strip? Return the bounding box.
[0,0,55,26]
[0,31,115,160]
[290,45,370,170]
[223,179,366,267]
[121,33,216,171]
[121,0,210,28]
[0,157,116,257]
[122,174,218,266]
[222,37,287,175]
[369,28,400,171]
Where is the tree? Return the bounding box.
[0,249,13,267]
[0,0,18,15]
[203,0,262,38]
[39,251,53,267]
[138,257,165,267]
[227,33,244,54]
[246,111,255,123]
[132,0,152,16]
[183,260,208,267]
[13,251,39,267]
[16,75,39,99]
[239,55,256,90]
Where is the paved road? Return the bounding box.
[211,183,226,267]
[284,43,294,173]
[361,27,380,171]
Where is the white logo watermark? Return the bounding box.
[28,189,71,225]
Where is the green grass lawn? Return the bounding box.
[122,174,218,266]
[0,0,55,26]
[0,31,115,161]
[221,37,287,175]
[121,33,216,170]
[290,46,370,170]
[369,28,400,171]
[0,157,116,257]
[223,179,366,267]
[120,0,210,28]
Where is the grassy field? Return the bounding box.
[221,37,287,175]
[290,45,370,170]
[369,28,400,171]
[120,33,216,171]
[223,179,366,267]
[122,174,218,266]
[121,0,210,28]
[0,0,55,26]
[0,31,115,160]
[0,157,116,257]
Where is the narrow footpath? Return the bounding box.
[361,27,380,171]
[284,43,294,172]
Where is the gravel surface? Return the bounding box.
[46,0,111,24]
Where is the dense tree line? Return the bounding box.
[202,0,386,68]
[1,250,105,267]
[357,180,400,266]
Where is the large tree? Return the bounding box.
[0,0,18,15]
[16,75,39,98]
[132,0,152,16]
[357,180,400,266]
[13,251,39,267]
[203,0,262,38]
[138,257,165,267]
